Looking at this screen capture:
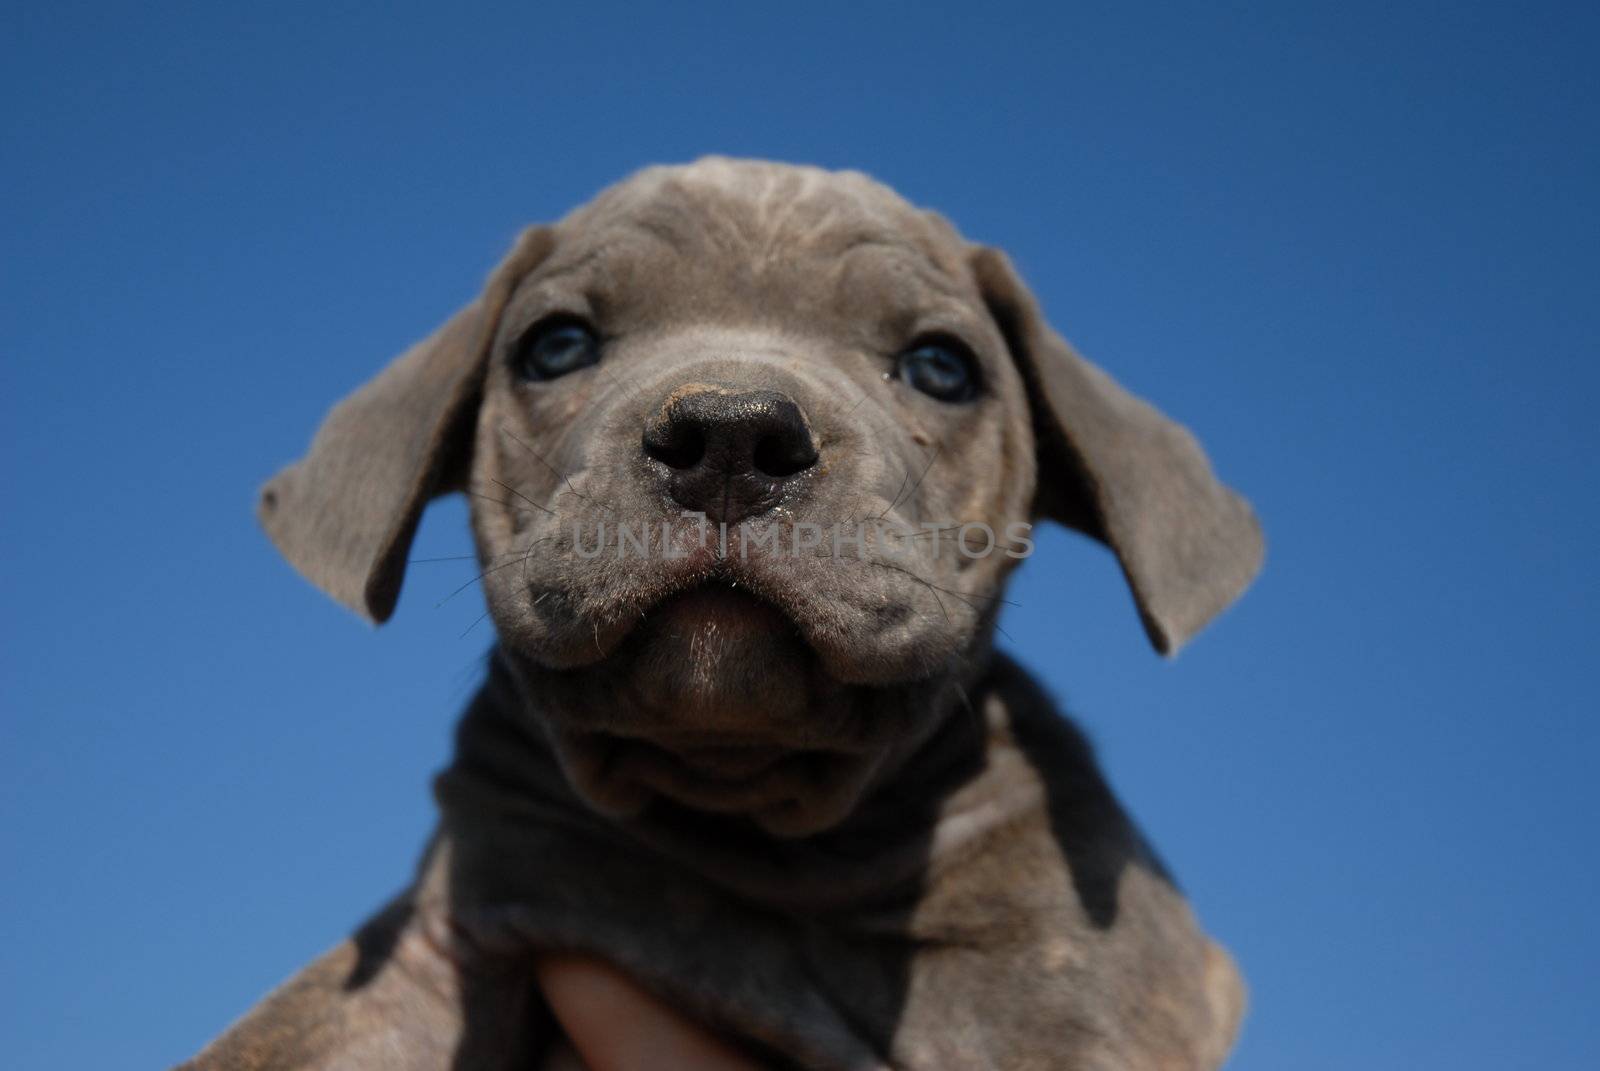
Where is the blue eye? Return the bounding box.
[896,339,980,402]
[513,318,600,380]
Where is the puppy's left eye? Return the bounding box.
[895,339,980,403]
[512,317,601,381]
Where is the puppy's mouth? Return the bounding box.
[524,578,892,834]
[506,512,969,687]
[645,580,795,643]
[612,578,816,730]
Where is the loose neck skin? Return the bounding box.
[437,638,1013,914]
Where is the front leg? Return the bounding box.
[179,896,550,1071]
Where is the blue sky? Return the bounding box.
[3,2,1596,1067]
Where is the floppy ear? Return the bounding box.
[971,247,1263,654]
[258,227,553,622]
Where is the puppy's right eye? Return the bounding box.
[512,317,601,381]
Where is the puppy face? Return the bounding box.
[259,158,1261,838]
[471,163,1036,833]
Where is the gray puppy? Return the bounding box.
[185,158,1262,1070]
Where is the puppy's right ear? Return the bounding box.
[258,227,553,623]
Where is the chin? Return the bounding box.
[497,579,940,837]
[623,583,818,724]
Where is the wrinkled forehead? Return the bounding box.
[527,162,980,336]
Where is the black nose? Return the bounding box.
[642,386,820,524]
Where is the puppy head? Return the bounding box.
[259,158,1262,836]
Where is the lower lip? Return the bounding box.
[653,584,791,634]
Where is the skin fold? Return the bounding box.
[189,158,1262,1070]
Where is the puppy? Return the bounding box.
[186,157,1262,1070]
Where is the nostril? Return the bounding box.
[752,434,818,479]
[644,424,706,470]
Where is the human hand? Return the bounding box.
[535,951,766,1071]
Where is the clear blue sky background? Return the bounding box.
[4,2,1596,1067]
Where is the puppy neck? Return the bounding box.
[434,645,1012,913]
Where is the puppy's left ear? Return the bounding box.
[972,247,1264,654]
[258,227,553,623]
